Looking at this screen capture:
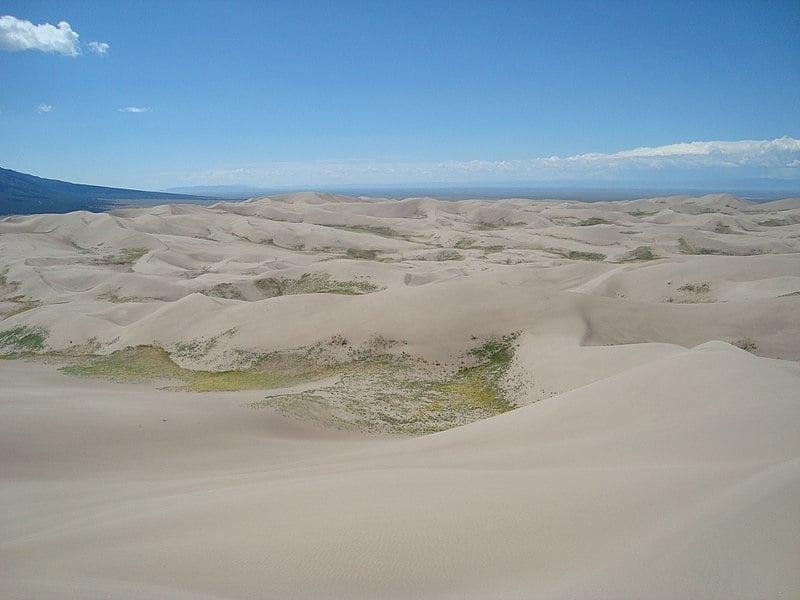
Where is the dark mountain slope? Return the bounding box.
[0,167,213,215]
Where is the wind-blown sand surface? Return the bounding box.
[2,192,799,598]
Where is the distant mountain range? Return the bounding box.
[0,167,215,216]
[162,184,274,199]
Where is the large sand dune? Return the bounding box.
[1,192,799,597]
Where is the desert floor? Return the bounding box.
[2,192,799,598]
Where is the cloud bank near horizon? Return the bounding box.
[180,137,800,188]
[0,15,108,57]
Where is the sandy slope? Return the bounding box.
[1,192,800,597]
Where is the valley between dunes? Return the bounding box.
[2,192,799,598]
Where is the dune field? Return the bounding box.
[1,192,799,598]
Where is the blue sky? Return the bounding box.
[1,0,799,191]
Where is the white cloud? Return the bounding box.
[0,15,80,56]
[560,137,800,168]
[88,41,109,55]
[35,103,53,113]
[118,106,151,113]
[177,137,800,188]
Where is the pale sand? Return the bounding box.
[1,192,800,598]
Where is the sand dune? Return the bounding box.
[1,192,799,597]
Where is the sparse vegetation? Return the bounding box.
[324,224,401,239]
[344,248,379,260]
[103,293,159,303]
[678,238,725,255]
[549,248,606,261]
[0,299,41,317]
[92,247,149,267]
[202,282,246,300]
[255,272,379,297]
[59,344,336,392]
[52,332,520,433]
[0,325,47,354]
[434,249,464,261]
[714,223,734,234]
[0,270,38,316]
[472,222,503,231]
[678,282,711,294]
[577,217,612,226]
[758,219,788,227]
[254,333,520,435]
[620,246,657,262]
[732,338,757,353]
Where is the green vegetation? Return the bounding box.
[14,326,520,434]
[103,293,159,303]
[344,248,380,260]
[255,333,520,435]
[202,282,245,300]
[620,246,657,262]
[549,248,607,261]
[0,270,37,315]
[255,272,379,297]
[678,238,725,256]
[758,219,788,227]
[714,223,734,234]
[324,224,401,239]
[60,345,335,392]
[454,237,477,249]
[732,338,757,353]
[434,249,464,261]
[0,299,41,317]
[678,282,710,294]
[577,217,612,226]
[0,325,47,354]
[472,222,503,231]
[779,291,800,297]
[93,247,149,267]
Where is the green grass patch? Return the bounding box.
[202,283,245,300]
[0,299,41,317]
[344,248,380,260]
[56,332,522,434]
[759,219,788,227]
[0,325,47,354]
[103,293,159,303]
[59,345,336,392]
[255,333,520,435]
[255,272,379,297]
[472,223,503,231]
[549,248,607,261]
[577,217,612,226]
[93,247,149,267]
[678,238,726,255]
[678,282,710,294]
[434,249,464,261]
[324,224,402,239]
[454,237,477,249]
[620,246,658,262]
